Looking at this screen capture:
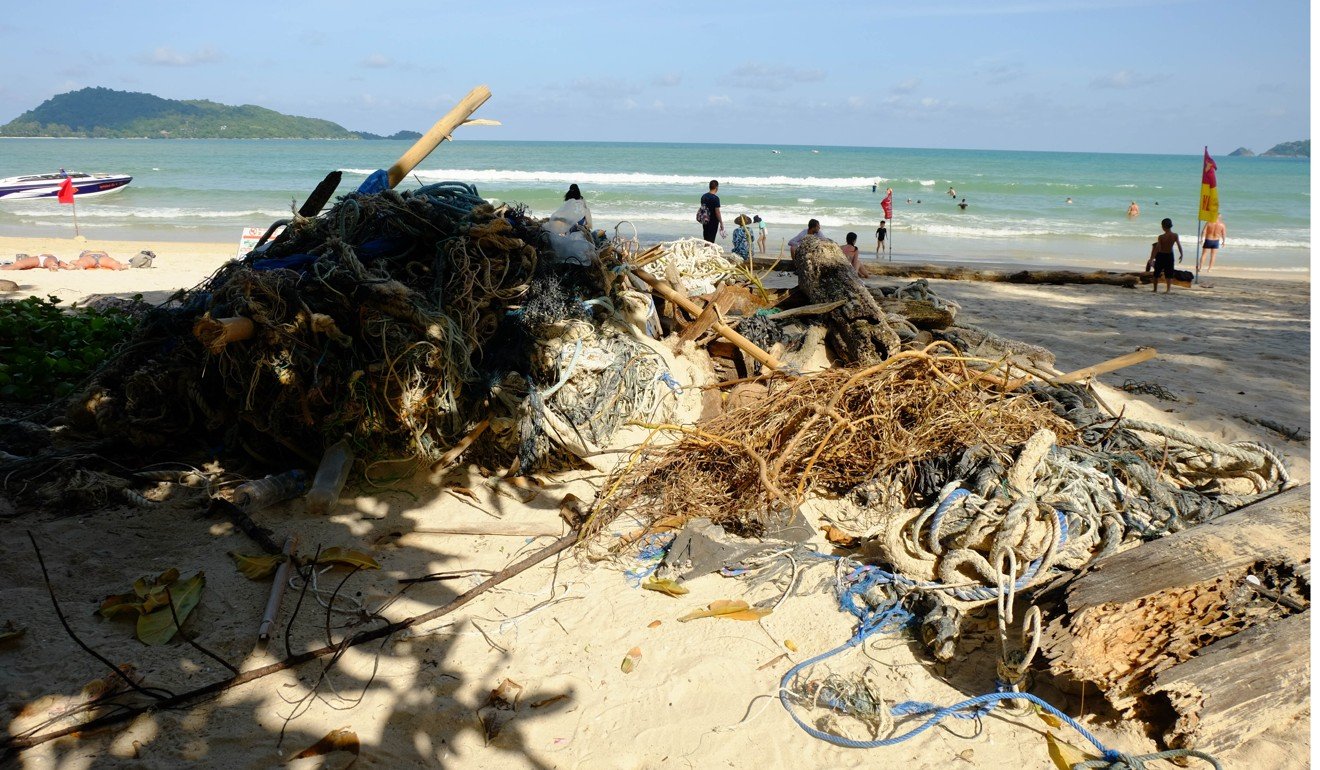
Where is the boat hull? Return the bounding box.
[0,174,133,200]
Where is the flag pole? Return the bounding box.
[71,197,80,238]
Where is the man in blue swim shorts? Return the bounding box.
[1201,215,1226,271]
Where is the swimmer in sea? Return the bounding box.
[1127,201,1140,218]
[1201,214,1226,271]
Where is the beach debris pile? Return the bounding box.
[3,183,714,493]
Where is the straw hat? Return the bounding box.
[733,214,752,226]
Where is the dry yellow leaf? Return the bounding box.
[678,599,772,622]
[316,548,381,570]
[228,551,285,580]
[647,620,662,629]
[642,578,689,597]
[621,646,642,673]
[292,727,360,761]
[1046,733,1096,770]
[785,639,798,652]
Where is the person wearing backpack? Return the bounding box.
[697,180,724,243]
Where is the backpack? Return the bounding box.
[696,204,711,225]
[129,250,155,268]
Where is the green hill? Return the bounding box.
[0,87,413,140]
[1261,140,1309,158]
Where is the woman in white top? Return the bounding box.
[549,184,592,235]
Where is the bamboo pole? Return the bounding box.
[631,267,786,370]
[1053,347,1157,384]
[386,86,493,189]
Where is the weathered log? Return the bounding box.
[1150,610,1309,757]
[790,236,901,364]
[1038,485,1309,713]
[870,294,956,329]
[770,260,1145,288]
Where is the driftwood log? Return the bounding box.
[790,237,901,364]
[1150,609,1309,756]
[755,259,1145,288]
[1037,484,1309,751]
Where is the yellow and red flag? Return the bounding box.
[1198,147,1218,222]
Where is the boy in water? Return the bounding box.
[1149,217,1183,294]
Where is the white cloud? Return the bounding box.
[707,94,732,106]
[652,73,682,87]
[1090,69,1160,89]
[141,46,223,67]
[892,78,921,94]
[847,96,864,108]
[360,53,394,69]
[723,63,825,91]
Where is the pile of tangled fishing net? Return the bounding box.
[54,182,679,476]
[588,337,1290,608]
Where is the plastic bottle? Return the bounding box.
[305,439,355,515]
[232,469,308,511]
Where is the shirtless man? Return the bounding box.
[1151,218,1183,294]
[1200,215,1226,271]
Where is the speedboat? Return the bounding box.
[0,171,132,200]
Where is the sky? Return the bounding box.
[0,0,1308,154]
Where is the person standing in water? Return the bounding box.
[1201,214,1227,271]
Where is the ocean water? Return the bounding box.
[0,138,1308,273]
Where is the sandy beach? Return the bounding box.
[0,236,1309,768]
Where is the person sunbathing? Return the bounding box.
[1,253,65,271]
[63,250,128,270]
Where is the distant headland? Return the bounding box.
[1228,140,1309,158]
[0,87,421,140]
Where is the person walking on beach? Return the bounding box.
[875,221,887,258]
[754,215,767,254]
[1150,217,1183,294]
[1201,214,1226,271]
[698,180,724,243]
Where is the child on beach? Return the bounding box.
[754,215,767,254]
[1149,218,1183,294]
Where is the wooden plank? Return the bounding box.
[1040,485,1309,710]
[1151,610,1309,756]
[677,284,741,344]
[1054,347,1158,384]
[1066,485,1308,609]
[633,267,785,370]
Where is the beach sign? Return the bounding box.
[237,225,283,258]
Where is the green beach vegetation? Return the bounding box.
[0,87,421,140]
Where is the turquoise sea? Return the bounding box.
[0,139,1308,273]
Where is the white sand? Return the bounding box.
[0,238,1309,768]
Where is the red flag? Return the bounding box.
[1201,147,1217,187]
[57,177,75,204]
[880,188,893,220]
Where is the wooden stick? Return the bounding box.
[764,299,846,321]
[387,86,492,188]
[632,268,785,370]
[2,531,579,755]
[408,522,565,538]
[1054,347,1157,384]
[431,419,489,471]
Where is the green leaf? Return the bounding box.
[136,572,205,645]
